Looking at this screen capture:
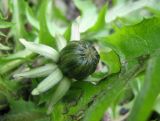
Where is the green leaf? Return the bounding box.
[100,50,121,74]
[64,24,71,42]
[0,19,10,38]
[0,76,19,97]
[25,4,39,30]
[0,20,14,28]
[87,4,107,32]
[46,0,66,37]
[11,0,28,50]
[0,11,3,19]
[0,60,24,75]
[104,17,160,61]
[1,99,49,121]
[83,63,143,121]
[38,0,55,47]
[0,49,33,74]
[0,49,32,61]
[81,4,108,40]
[51,102,67,121]
[128,53,160,121]
[73,0,97,32]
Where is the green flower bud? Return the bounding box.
[58,41,100,80]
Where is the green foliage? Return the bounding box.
[1,100,49,121]
[0,20,13,28]
[38,0,55,47]
[84,64,143,121]
[128,52,160,121]
[73,0,97,32]
[105,18,160,60]
[100,50,120,74]
[11,0,28,50]
[1,0,160,121]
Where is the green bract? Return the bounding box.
[58,41,100,80]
